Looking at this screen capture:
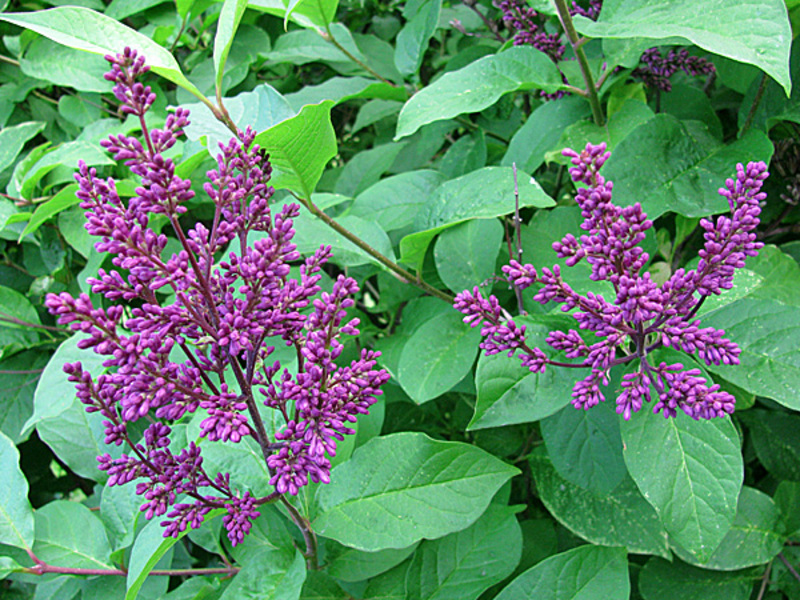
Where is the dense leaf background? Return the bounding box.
[0,0,799,598]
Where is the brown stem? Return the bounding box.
[0,313,67,333]
[740,72,768,137]
[779,552,800,584]
[280,497,318,570]
[292,194,455,304]
[756,560,772,600]
[321,21,394,86]
[463,0,506,43]
[0,53,20,67]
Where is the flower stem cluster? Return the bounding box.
[455,142,767,421]
[45,49,388,545]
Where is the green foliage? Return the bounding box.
[0,0,798,597]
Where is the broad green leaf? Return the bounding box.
[265,24,366,72]
[740,410,800,481]
[0,122,45,174]
[396,46,564,139]
[503,96,591,173]
[736,244,800,307]
[199,436,273,497]
[776,481,800,537]
[494,545,630,600]
[313,432,519,551]
[362,560,411,599]
[285,77,407,112]
[573,0,792,95]
[347,170,444,235]
[0,351,48,443]
[0,556,23,580]
[219,548,306,600]
[301,572,349,599]
[19,140,113,201]
[542,99,654,166]
[23,334,107,437]
[253,101,336,198]
[440,131,487,180]
[530,449,670,558]
[0,7,204,100]
[21,36,109,92]
[621,409,743,562]
[182,83,296,155]
[405,504,522,600]
[33,500,112,569]
[0,286,40,358]
[127,510,224,600]
[603,115,774,219]
[325,541,419,582]
[353,99,404,133]
[105,0,170,19]
[671,487,786,571]
[434,218,503,293]
[100,482,142,552]
[394,0,441,76]
[248,0,338,29]
[470,316,577,431]
[214,0,249,96]
[396,305,481,403]
[638,557,755,600]
[288,211,396,268]
[661,84,723,140]
[540,399,626,495]
[20,184,80,238]
[701,298,800,410]
[398,166,554,270]
[0,432,34,550]
[334,143,406,198]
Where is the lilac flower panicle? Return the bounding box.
[633,47,716,92]
[456,141,767,421]
[46,48,388,546]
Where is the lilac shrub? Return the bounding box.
[44,49,389,545]
[456,142,767,421]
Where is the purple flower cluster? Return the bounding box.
[455,142,767,421]
[633,47,716,92]
[45,49,388,545]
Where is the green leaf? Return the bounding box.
[127,511,224,600]
[21,36,109,93]
[362,560,411,599]
[219,548,306,600]
[0,121,45,179]
[638,557,755,600]
[105,0,170,20]
[434,218,503,293]
[396,46,564,139]
[701,298,800,411]
[405,504,522,600]
[0,286,40,358]
[740,410,800,481]
[325,542,419,582]
[621,409,743,562]
[265,24,365,72]
[603,115,774,219]
[100,482,142,552]
[0,556,24,580]
[199,436,273,496]
[248,0,338,29]
[742,244,800,307]
[0,351,48,443]
[313,432,519,551]
[540,399,626,495]
[0,7,204,101]
[398,166,554,270]
[0,431,34,550]
[775,481,800,537]
[19,140,113,202]
[440,131,487,180]
[301,572,349,599]
[214,0,249,96]
[502,96,591,173]
[33,500,112,569]
[573,0,792,96]
[671,487,786,571]
[20,184,80,238]
[396,304,481,403]
[182,83,296,154]
[470,316,577,431]
[530,448,670,558]
[285,77,407,113]
[347,170,444,235]
[394,0,441,76]
[352,99,404,133]
[334,143,406,198]
[494,545,630,600]
[253,101,336,198]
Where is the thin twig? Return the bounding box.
[462,0,506,42]
[0,314,66,333]
[0,54,20,67]
[455,116,509,144]
[0,369,44,375]
[756,560,772,600]
[740,72,768,137]
[510,164,525,314]
[320,23,394,86]
[779,552,800,584]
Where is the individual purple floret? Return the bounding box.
[46,48,388,546]
[455,142,767,421]
[633,47,716,92]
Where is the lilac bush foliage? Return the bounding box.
[44,48,389,545]
[455,142,768,421]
